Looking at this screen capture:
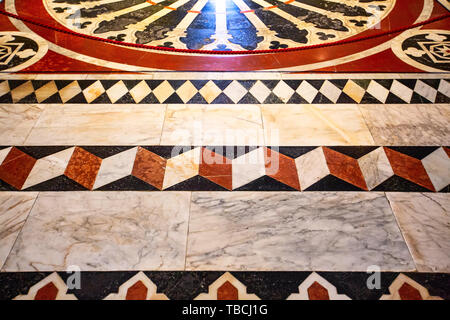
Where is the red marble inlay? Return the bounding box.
[398,283,423,300]
[132,147,167,190]
[307,282,330,300]
[443,147,450,158]
[384,147,435,191]
[126,281,148,300]
[217,281,239,300]
[323,147,368,190]
[64,147,102,190]
[0,147,36,190]
[199,148,232,190]
[35,282,58,300]
[264,148,300,190]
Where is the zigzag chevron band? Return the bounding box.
[0,145,448,192]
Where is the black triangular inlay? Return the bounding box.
[204,146,258,159]
[235,175,297,191]
[304,175,363,191]
[55,80,75,90]
[18,93,38,104]
[165,92,184,104]
[372,175,431,192]
[326,146,379,159]
[141,146,194,159]
[283,80,302,91]
[80,146,135,159]
[287,92,308,104]
[77,80,98,91]
[7,80,28,90]
[386,146,440,160]
[270,146,316,159]
[140,92,160,104]
[211,93,234,104]
[67,92,87,104]
[165,175,227,191]
[99,80,120,90]
[237,80,256,90]
[189,80,209,90]
[91,92,112,104]
[42,92,63,104]
[0,179,17,191]
[114,92,135,104]
[336,92,357,104]
[238,92,260,104]
[360,92,381,104]
[187,92,208,104]
[31,80,51,90]
[385,92,407,104]
[435,91,450,103]
[263,92,284,104]
[0,92,12,103]
[261,80,279,90]
[167,80,186,90]
[123,80,143,91]
[15,146,73,159]
[23,175,87,191]
[97,175,158,191]
[312,93,333,104]
[213,80,233,90]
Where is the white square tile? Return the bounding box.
[176,81,198,103]
[272,81,295,103]
[422,147,450,192]
[106,81,128,103]
[367,80,390,103]
[232,147,266,189]
[129,81,152,103]
[320,80,341,103]
[390,80,413,103]
[223,81,247,103]
[59,81,82,103]
[295,147,330,190]
[358,147,394,190]
[414,80,437,102]
[296,81,319,103]
[199,81,222,104]
[249,80,271,103]
[82,80,106,103]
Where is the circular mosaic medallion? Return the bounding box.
[0,32,47,72]
[392,29,450,72]
[43,0,395,51]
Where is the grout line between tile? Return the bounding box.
[384,191,419,272]
[183,191,193,271]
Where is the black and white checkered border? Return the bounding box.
[0,78,449,104]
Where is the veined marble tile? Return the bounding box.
[186,192,414,271]
[358,147,394,190]
[387,193,450,272]
[24,104,166,145]
[161,105,264,146]
[0,192,38,269]
[0,104,44,145]
[261,104,375,146]
[3,192,191,271]
[359,104,450,145]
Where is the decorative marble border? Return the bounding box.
[0,78,448,104]
[0,145,448,192]
[0,271,448,300]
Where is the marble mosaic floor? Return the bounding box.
[0,0,449,302]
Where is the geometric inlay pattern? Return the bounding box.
[0,79,449,104]
[0,146,448,192]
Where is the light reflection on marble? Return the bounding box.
[3,192,191,271]
[387,193,450,272]
[0,192,38,269]
[0,104,44,145]
[186,192,414,271]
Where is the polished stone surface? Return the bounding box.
[186,192,415,271]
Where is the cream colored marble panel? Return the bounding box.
[24,104,166,145]
[0,104,44,145]
[261,104,375,146]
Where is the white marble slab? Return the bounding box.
[186,192,414,271]
[261,104,375,146]
[0,104,44,145]
[24,104,166,145]
[0,192,38,269]
[359,104,450,145]
[387,193,450,272]
[3,192,191,271]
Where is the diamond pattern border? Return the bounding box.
[0,79,448,104]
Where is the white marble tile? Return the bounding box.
[223,81,247,103]
[390,80,413,103]
[199,81,221,104]
[296,80,318,103]
[161,104,264,146]
[24,104,166,145]
[387,193,450,272]
[249,81,271,103]
[22,147,76,190]
[186,192,414,271]
[358,147,394,190]
[295,147,329,190]
[414,80,437,102]
[0,192,38,269]
[93,147,138,190]
[262,104,375,146]
[11,81,34,103]
[272,81,295,103]
[319,80,341,103]
[0,147,12,165]
[232,147,266,189]
[422,147,450,192]
[359,104,450,145]
[0,104,44,145]
[152,80,175,103]
[3,192,191,271]
[438,79,450,98]
[105,81,129,104]
[82,80,105,103]
[366,80,389,103]
[163,147,201,189]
